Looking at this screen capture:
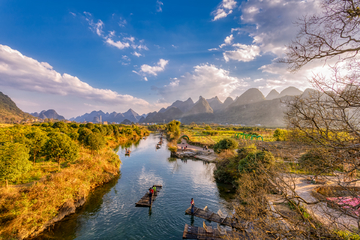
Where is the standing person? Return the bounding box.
[190,198,195,214]
[152,185,157,194]
[148,188,153,205]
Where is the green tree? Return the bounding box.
[43,133,79,171]
[85,133,105,153]
[78,127,92,144]
[213,138,238,153]
[205,125,212,130]
[0,142,31,187]
[25,129,48,164]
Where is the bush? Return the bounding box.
[298,149,334,176]
[214,138,238,153]
[238,150,275,174]
[273,128,288,141]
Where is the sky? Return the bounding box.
[0,0,326,118]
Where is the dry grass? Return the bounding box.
[0,146,120,239]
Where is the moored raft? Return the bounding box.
[135,185,162,207]
[185,206,245,229]
[182,223,248,239]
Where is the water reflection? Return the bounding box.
[34,175,120,240]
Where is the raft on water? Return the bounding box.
[135,185,162,207]
[185,206,245,229]
[182,223,247,239]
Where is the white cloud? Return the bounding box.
[144,77,148,81]
[239,0,320,57]
[157,0,164,12]
[212,0,237,21]
[85,16,103,37]
[223,44,260,62]
[132,51,142,57]
[140,59,169,76]
[208,48,219,51]
[106,38,130,50]
[155,64,247,102]
[219,34,234,48]
[123,36,135,42]
[0,44,149,106]
[83,13,148,52]
[70,12,76,17]
[118,17,127,27]
[121,55,131,65]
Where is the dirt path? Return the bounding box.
[293,176,359,230]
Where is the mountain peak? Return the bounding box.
[279,86,303,98]
[266,89,280,100]
[230,88,265,107]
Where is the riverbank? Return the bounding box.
[173,138,217,162]
[0,146,121,239]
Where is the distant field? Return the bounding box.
[180,126,276,146]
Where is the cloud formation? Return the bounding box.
[140,59,168,76]
[0,44,149,106]
[212,0,237,21]
[155,64,247,102]
[223,43,260,62]
[156,0,163,12]
[84,13,148,53]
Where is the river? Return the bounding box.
[36,133,234,239]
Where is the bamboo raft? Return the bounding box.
[135,185,162,207]
[182,223,248,239]
[185,206,244,229]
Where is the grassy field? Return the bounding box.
[180,126,276,147]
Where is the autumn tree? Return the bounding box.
[25,129,48,164]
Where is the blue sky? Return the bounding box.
[0,0,323,118]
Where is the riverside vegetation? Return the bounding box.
[0,122,149,239]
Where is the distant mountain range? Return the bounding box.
[0,86,309,126]
[69,108,146,123]
[31,109,65,120]
[139,86,307,127]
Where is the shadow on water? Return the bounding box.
[33,174,121,240]
[216,182,236,201]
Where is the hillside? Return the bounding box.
[229,88,265,107]
[279,87,303,98]
[266,89,280,100]
[207,96,223,112]
[0,91,34,123]
[222,97,234,109]
[71,109,140,123]
[144,107,183,123]
[184,96,213,116]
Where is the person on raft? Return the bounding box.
[190,198,195,214]
[148,188,153,204]
[152,186,157,194]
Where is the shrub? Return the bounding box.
[298,149,334,176]
[214,138,238,153]
[273,128,288,141]
[238,150,275,174]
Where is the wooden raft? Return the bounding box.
[135,185,162,207]
[185,206,244,229]
[182,224,247,239]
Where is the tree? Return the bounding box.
[273,128,288,141]
[25,129,48,164]
[78,127,92,144]
[283,0,360,71]
[85,133,105,153]
[213,138,238,153]
[43,133,79,171]
[0,142,31,187]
